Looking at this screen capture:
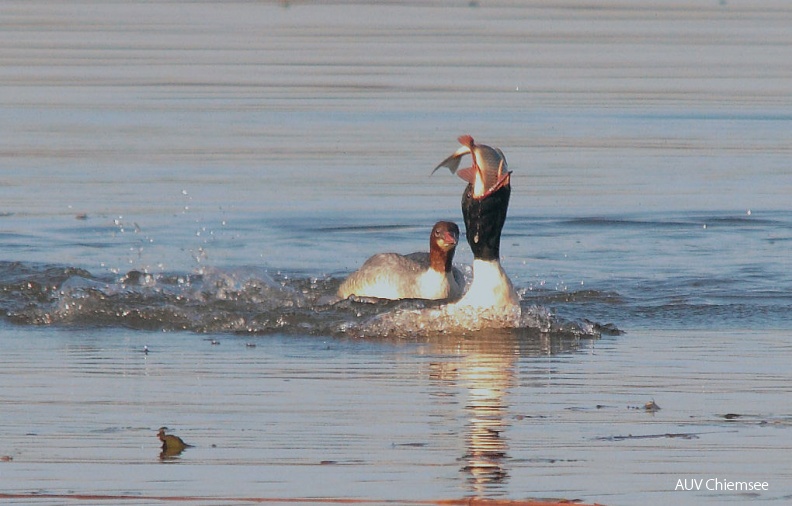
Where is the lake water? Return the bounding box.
[1,1,791,505]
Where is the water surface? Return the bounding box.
[1,1,791,505]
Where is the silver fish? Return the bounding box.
[431,135,511,199]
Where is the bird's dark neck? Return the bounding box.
[462,183,510,261]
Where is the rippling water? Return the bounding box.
[1,1,791,505]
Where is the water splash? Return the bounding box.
[0,261,608,339]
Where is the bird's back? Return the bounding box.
[338,252,459,300]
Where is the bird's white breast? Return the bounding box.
[456,259,519,309]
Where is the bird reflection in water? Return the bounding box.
[427,329,583,495]
[458,337,514,491]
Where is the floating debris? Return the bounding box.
[628,400,660,412]
[158,427,192,459]
[644,400,661,412]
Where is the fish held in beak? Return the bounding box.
[431,135,512,199]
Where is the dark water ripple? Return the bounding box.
[510,210,792,330]
[523,285,792,330]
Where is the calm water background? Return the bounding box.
[1,1,791,505]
